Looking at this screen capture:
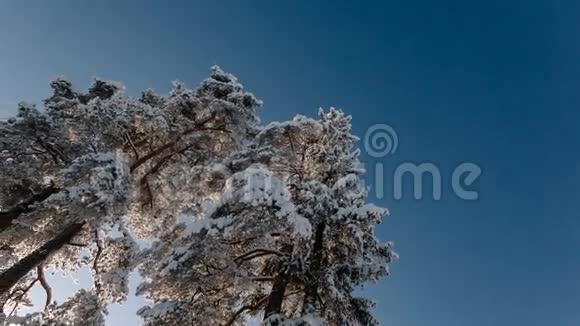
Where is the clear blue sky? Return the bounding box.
[1,1,579,325]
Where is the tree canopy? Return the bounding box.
[0,67,395,326]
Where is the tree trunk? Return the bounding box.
[0,223,84,297]
[263,243,294,320]
[302,222,326,314]
[263,273,288,320]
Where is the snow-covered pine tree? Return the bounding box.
[0,66,262,323]
[136,109,396,325]
[252,108,397,325]
[136,142,314,325]
[1,67,394,325]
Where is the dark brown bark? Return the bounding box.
[263,273,288,320]
[302,222,326,314]
[0,223,84,297]
[0,186,60,233]
[129,114,220,173]
[263,243,294,320]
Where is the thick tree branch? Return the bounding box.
[129,116,225,172]
[0,223,84,297]
[0,186,60,233]
[233,248,285,264]
[125,132,140,160]
[66,242,89,248]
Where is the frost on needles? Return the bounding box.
[0,66,396,326]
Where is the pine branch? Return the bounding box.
[233,248,285,265]
[0,186,60,233]
[129,114,224,172]
[225,295,270,326]
[36,265,52,311]
[93,231,103,297]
